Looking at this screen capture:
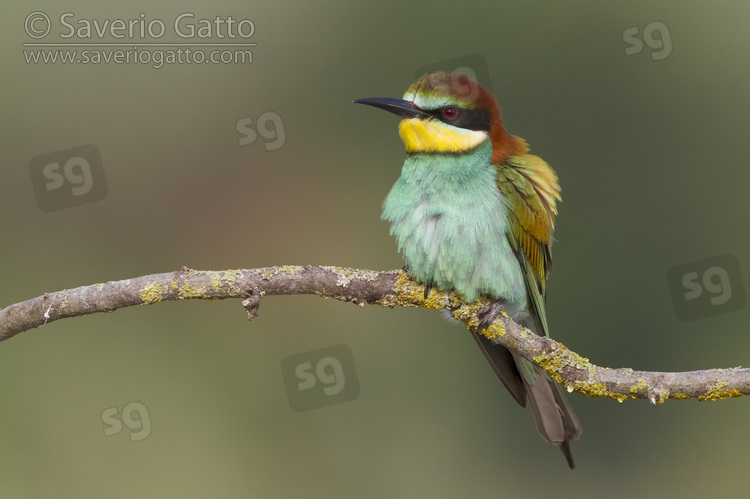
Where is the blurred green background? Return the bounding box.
[2,1,750,497]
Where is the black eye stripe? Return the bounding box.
[427,107,491,132]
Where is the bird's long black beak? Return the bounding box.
[353,97,430,119]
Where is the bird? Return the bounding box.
[354,71,581,468]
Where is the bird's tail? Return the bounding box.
[469,329,581,468]
[518,356,582,469]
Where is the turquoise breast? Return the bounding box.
[381,141,527,304]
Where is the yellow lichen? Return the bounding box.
[209,269,243,291]
[534,349,578,390]
[574,381,609,398]
[256,265,302,280]
[534,346,591,382]
[177,282,205,299]
[533,348,648,402]
[480,321,507,342]
[700,380,744,401]
[393,271,427,308]
[140,282,168,304]
[630,378,649,395]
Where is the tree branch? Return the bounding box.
[1,265,746,403]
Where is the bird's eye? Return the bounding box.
[442,107,458,119]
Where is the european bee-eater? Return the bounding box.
[355,71,581,468]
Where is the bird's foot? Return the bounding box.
[477,298,507,332]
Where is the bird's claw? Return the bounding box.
[476,298,507,332]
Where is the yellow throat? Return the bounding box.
[398,118,488,154]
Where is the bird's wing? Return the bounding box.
[495,153,561,337]
[493,154,580,467]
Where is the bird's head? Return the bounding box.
[355,71,528,163]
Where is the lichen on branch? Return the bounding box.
[1,265,747,402]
